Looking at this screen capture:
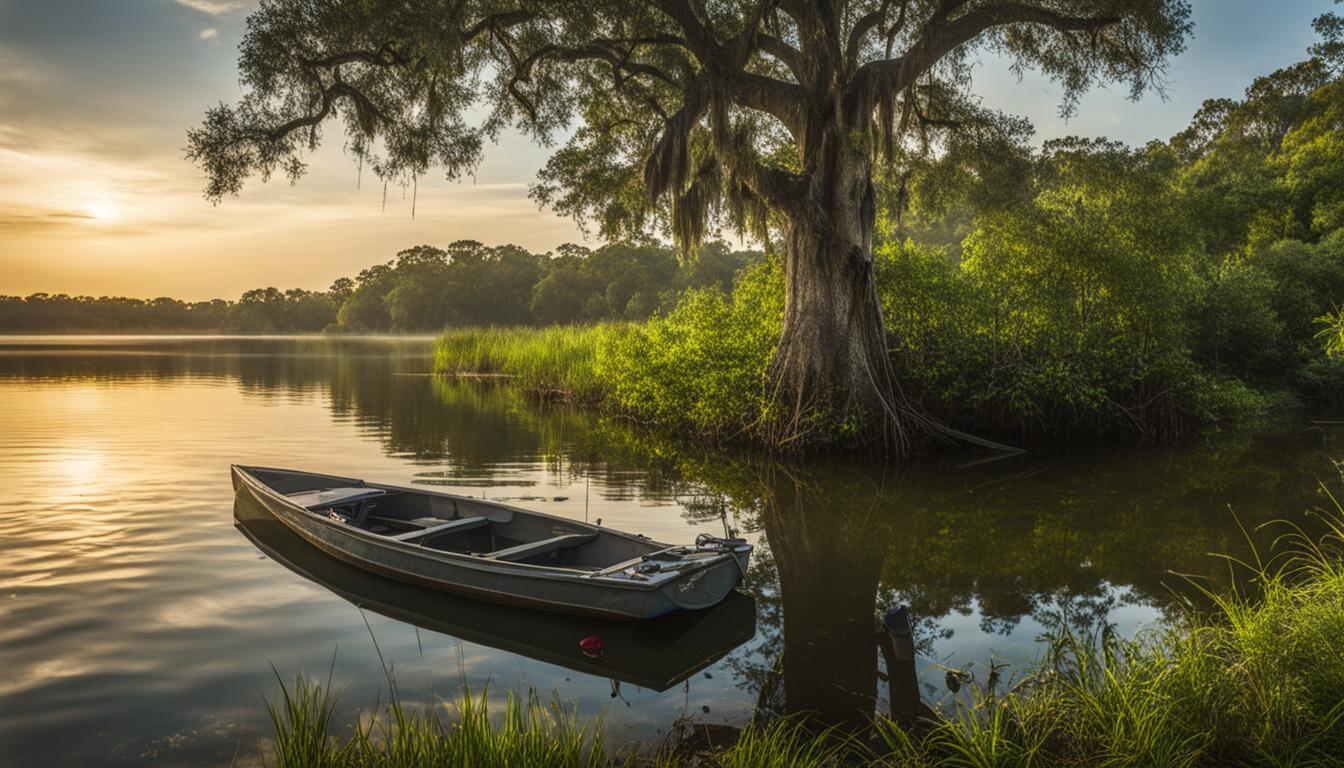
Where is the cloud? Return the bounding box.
[173,0,253,15]
[198,28,218,41]
[0,210,148,238]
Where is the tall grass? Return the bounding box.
[264,679,608,768]
[266,664,351,768]
[433,325,613,402]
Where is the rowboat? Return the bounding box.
[234,491,757,690]
[230,465,753,620]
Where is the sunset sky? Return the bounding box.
[0,0,1335,300]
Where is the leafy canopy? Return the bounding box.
[190,0,1190,250]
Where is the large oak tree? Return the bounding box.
[189,0,1191,452]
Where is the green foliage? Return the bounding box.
[594,260,784,437]
[224,287,340,333]
[1173,20,1344,252]
[434,325,612,402]
[266,666,351,768]
[878,138,1253,440]
[340,240,758,333]
[0,240,759,336]
[0,286,340,335]
[1189,257,1285,379]
[1318,307,1344,360]
[1255,233,1344,348]
[707,717,857,768]
[429,36,1344,445]
[433,260,784,437]
[1278,81,1344,239]
[265,680,607,768]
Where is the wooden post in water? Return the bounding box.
[879,605,922,722]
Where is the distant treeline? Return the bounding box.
[0,240,760,334]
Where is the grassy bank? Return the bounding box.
[266,490,1344,767]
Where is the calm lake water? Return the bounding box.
[1,335,1340,766]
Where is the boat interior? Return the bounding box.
[247,467,663,571]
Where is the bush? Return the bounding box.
[875,226,1249,441]
[594,260,784,437]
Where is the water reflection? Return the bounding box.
[1,336,1340,765]
[233,490,757,691]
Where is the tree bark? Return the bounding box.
[765,135,917,453]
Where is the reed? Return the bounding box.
[433,325,614,403]
[264,663,350,768]
[263,681,607,768]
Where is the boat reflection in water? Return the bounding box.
[234,491,757,692]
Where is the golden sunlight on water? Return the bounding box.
[0,340,765,765]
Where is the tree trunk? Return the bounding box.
[765,143,917,452]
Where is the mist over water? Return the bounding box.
[1,336,1338,766]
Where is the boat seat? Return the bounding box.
[485,533,598,563]
[289,487,386,525]
[288,487,385,510]
[389,516,488,543]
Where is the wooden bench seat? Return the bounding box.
[486,533,598,562]
[388,516,488,543]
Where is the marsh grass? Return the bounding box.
[265,663,351,768]
[263,677,608,768]
[265,484,1344,767]
[433,325,613,403]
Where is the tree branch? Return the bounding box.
[260,79,382,141]
[849,2,1122,98]
[757,31,805,78]
[651,0,719,59]
[461,10,534,43]
[846,0,894,73]
[726,71,805,133]
[299,42,414,69]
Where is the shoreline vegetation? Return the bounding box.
[430,226,1342,448]
[267,484,1344,767]
[10,35,1344,448]
[424,38,1344,449]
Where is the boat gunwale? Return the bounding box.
[231,464,731,593]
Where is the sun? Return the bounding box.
[85,199,119,221]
